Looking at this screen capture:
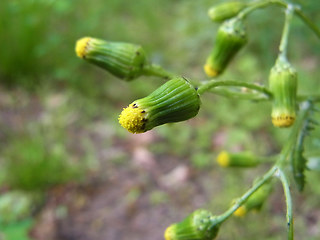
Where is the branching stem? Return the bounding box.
[238,0,286,19]
[197,80,272,98]
[209,166,278,230]
[277,168,294,240]
[294,6,320,40]
[238,0,320,40]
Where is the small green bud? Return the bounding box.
[164,209,220,240]
[204,18,248,77]
[75,37,147,81]
[217,151,260,168]
[208,2,247,22]
[119,77,201,133]
[269,57,297,128]
[234,181,273,217]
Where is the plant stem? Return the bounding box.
[209,166,278,229]
[197,80,272,98]
[279,100,314,165]
[294,7,320,40]
[277,168,294,240]
[143,64,176,79]
[238,0,286,19]
[279,5,294,59]
[208,88,269,101]
[298,95,320,102]
[238,0,320,40]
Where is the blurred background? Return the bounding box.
[0,0,320,239]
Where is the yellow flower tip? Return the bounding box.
[204,64,218,77]
[118,103,147,134]
[234,206,247,217]
[271,114,295,128]
[75,37,92,58]
[217,151,230,167]
[164,224,176,240]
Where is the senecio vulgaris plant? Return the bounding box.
[75,1,320,239]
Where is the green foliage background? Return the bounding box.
[0,0,320,239]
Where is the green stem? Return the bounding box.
[277,168,294,240]
[298,95,320,102]
[279,5,294,59]
[209,166,278,229]
[238,0,286,19]
[143,64,177,79]
[279,100,314,164]
[197,80,272,98]
[208,88,269,101]
[238,0,320,40]
[294,7,320,40]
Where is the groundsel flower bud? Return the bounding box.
[204,17,247,77]
[217,151,260,168]
[164,209,220,240]
[208,2,247,22]
[234,181,273,217]
[75,37,147,81]
[269,57,297,127]
[119,77,200,134]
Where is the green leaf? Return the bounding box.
[289,101,316,192]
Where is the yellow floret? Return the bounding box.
[217,151,230,167]
[204,64,218,77]
[271,114,295,128]
[233,206,247,217]
[75,37,91,58]
[164,224,176,240]
[118,103,147,134]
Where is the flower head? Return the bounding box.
[75,37,91,58]
[208,2,247,22]
[217,151,260,168]
[205,17,247,77]
[118,103,148,134]
[233,180,274,217]
[269,57,297,127]
[164,209,220,240]
[75,37,147,80]
[119,77,201,134]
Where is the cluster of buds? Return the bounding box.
[233,181,274,217]
[75,37,147,81]
[118,77,201,133]
[204,17,248,77]
[217,151,260,168]
[75,37,201,133]
[164,209,220,240]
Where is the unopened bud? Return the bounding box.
[269,57,297,127]
[75,37,147,81]
[217,151,260,168]
[119,77,200,133]
[164,209,219,240]
[204,18,247,77]
[208,2,247,22]
[234,181,273,217]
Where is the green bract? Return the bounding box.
[119,77,201,133]
[164,209,220,240]
[75,37,147,81]
[217,151,260,168]
[269,57,298,128]
[208,2,247,22]
[205,17,247,77]
[234,181,274,217]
